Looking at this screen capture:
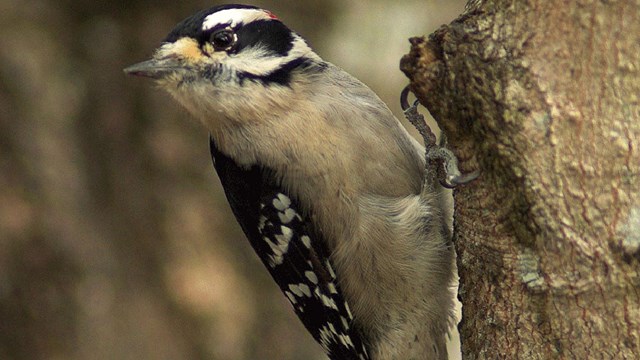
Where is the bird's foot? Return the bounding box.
[401,86,479,189]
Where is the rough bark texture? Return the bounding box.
[401,0,640,358]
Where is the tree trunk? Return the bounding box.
[401,0,640,358]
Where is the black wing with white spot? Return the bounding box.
[210,138,369,360]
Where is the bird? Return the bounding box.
[125,4,463,359]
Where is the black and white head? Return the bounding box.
[125,5,324,118]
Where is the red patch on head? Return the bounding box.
[264,10,279,19]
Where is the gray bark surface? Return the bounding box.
[401,1,640,358]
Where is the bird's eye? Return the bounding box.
[210,28,236,51]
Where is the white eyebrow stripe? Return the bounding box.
[223,35,320,76]
[202,9,272,30]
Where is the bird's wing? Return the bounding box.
[210,137,369,360]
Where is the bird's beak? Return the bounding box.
[123,58,182,79]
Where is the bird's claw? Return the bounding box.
[401,85,479,189]
[440,169,480,189]
[400,86,415,112]
[401,86,437,150]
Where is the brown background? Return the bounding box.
[0,1,464,359]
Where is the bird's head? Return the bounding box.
[125,4,323,124]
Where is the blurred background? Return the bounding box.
[0,0,465,359]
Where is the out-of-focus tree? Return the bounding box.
[0,1,464,359]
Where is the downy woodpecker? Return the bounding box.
[125,4,472,359]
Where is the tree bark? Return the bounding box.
[401,0,640,358]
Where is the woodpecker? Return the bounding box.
[125,4,467,359]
